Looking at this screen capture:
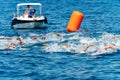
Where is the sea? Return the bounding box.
[0,0,120,80]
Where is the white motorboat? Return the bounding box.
[11,3,48,29]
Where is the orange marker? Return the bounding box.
[66,11,84,32]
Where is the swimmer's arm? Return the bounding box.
[105,46,115,50]
[83,44,95,52]
[60,44,69,48]
[41,44,48,47]
[6,43,15,49]
[6,44,10,49]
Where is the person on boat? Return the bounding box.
[24,5,32,15]
[28,9,36,18]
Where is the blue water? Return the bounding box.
[0,0,120,80]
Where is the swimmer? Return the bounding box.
[52,32,62,37]
[16,37,24,45]
[42,43,95,53]
[31,36,40,41]
[59,43,94,53]
[33,37,39,41]
[41,36,46,40]
[41,44,48,47]
[41,43,69,48]
[83,44,95,53]
[60,44,69,48]
[51,32,63,40]
[6,42,15,49]
[105,44,116,51]
[94,43,116,55]
[3,37,8,40]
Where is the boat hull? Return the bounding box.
[11,17,47,29]
[12,21,43,29]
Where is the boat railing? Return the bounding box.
[17,3,42,17]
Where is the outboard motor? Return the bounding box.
[44,17,48,24]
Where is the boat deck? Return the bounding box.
[16,15,45,21]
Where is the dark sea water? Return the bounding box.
[0,0,120,80]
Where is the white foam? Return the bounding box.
[0,32,119,56]
[42,32,120,55]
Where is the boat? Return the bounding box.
[11,3,48,29]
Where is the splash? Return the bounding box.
[0,32,120,56]
[42,32,120,55]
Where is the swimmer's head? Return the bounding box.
[41,36,46,40]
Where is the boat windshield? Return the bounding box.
[17,3,42,17]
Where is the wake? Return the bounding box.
[0,32,120,56]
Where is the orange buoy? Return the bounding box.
[66,11,84,32]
